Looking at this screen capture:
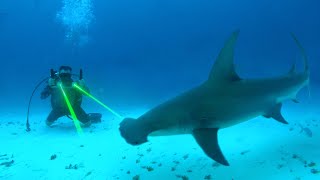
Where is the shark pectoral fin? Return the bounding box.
[263,103,288,124]
[192,128,229,166]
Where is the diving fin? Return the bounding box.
[88,113,102,123]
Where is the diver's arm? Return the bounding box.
[76,79,90,94]
[40,78,56,99]
[40,85,51,99]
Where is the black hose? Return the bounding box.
[26,77,49,132]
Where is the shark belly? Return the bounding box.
[148,96,273,136]
[149,126,193,136]
[147,106,195,136]
[213,98,274,128]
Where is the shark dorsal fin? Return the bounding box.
[288,63,296,75]
[208,30,241,84]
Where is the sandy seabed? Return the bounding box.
[0,96,319,180]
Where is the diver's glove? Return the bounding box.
[40,86,51,99]
[77,79,86,87]
[75,79,90,94]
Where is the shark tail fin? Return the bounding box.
[119,118,150,145]
[291,33,309,74]
[291,33,311,100]
[307,83,311,100]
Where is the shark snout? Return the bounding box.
[119,118,149,145]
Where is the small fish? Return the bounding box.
[299,124,312,137]
[84,171,92,177]
[240,150,250,155]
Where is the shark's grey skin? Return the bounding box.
[119,30,309,166]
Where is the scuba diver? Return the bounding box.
[40,66,102,127]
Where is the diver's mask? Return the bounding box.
[59,73,71,79]
[58,72,72,86]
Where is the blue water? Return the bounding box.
[0,0,319,179]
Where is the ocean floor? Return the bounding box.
[0,100,319,180]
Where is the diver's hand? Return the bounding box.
[40,86,51,99]
[76,79,90,94]
[77,79,86,87]
[41,91,50,99]
[48,78,56,87]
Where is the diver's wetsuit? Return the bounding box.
[41,77,90,124]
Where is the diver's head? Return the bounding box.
[58,66,73,86]
[58,66,72,79]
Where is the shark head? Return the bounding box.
[119,118,150,145]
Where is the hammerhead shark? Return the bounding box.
[119,30,309,166]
